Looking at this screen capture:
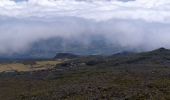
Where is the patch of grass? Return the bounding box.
[0,60,62,72]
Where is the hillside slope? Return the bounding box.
[0,48,170,100]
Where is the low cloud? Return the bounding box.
[0,0,170,54]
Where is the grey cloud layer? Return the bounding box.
[1,17,170,54]
[0,0,170,54]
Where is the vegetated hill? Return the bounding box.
[56,47,170,68]
[112,51,134,56]
[0,48,170,100]
[108,47,170,65]
[54,53,80,59]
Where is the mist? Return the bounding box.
[0,0,170,55]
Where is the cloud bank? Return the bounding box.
[1,0,170,22]
[0,0,170,54]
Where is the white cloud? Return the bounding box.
[0,0,170,23]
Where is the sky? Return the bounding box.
[0,0,170,54]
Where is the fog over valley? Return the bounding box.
[0,0,170,57]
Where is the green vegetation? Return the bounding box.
[0,48,170,100]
